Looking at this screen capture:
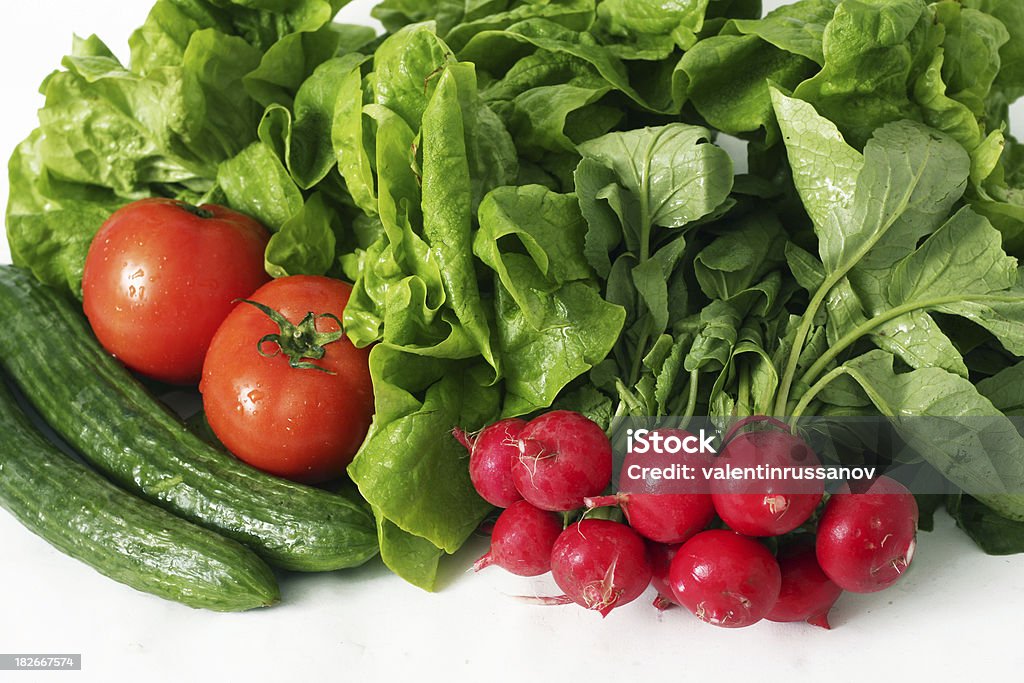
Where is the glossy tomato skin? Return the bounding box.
[82,198,271,385]
[200,276,374,484]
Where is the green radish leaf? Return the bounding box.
[840,350,1024,521]
[770,88,863,246]
[785,242,826,294]
[950,495,1024,555]
[773,91,1024,388]
[977,361,1024,414]
[695,212,786,302]
[685,300,742,373]
[576,124,734,248]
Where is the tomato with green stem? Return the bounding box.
[200,276,374,484]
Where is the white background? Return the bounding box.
[2,1,1024,681]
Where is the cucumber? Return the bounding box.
[0,377,279,611]
[0,266,378,571]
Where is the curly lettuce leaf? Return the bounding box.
[6,130,124,296]
[593,0,710,59]
[6,0,352,297]
[340,25,621,588]
[679,32,816,136]
[474,185,625,414]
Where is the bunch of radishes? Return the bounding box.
[455,411,919,628]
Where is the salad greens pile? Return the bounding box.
[10,0,1024,588]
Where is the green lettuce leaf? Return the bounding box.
[349,350,499,555]
[474,185,625,414]
[679,33,815,136]
[7,0,352,297]
[217,141,304,230]
[593,0,710,59]
[342,24,619,588]
[6,131,124,296]
[258,54,369,190]
[244,24,375,108]
[375,510,445,591]
[264,192,337,277]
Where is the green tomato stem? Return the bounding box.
[238,299,344,374]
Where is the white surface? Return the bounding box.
[2,1,1024,681]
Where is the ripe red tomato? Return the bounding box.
[200,275,374,484]
[82,198,271,385]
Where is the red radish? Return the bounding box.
[766,545,842,628]
[711,428,824,536]
[647,542,680,610]
[669,529,781,628]
[513,410,612,511]
[455,418,526,507]
[550,519,652,617]
[474,501,563,576]
[816,476,918,593]
[589,429,715,544]
[585,492,714,544]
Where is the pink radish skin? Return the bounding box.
[711,428,824,536]
[474,500,563,576]
[585,493,715,545]
[669,529,781,628]
[647,542,680,610]
[596,429,714,544]
[620,428,713,497]
[454,418,527,508]
[766,546,842,628]
[513,410,613,511]
[550,520,652,617]
[816,476,918,593]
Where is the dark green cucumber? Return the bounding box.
[0,377,279,611]
[0,266,378,571]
